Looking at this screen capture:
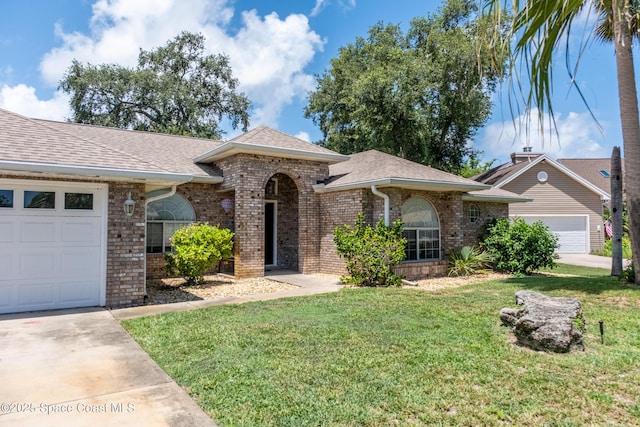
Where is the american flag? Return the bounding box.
[604,219,613,238]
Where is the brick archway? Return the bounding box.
[264,172,299,272]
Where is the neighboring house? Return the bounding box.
[474,150,611,254]
[0,108,526,314]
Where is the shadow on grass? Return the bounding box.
[499,274,628,295]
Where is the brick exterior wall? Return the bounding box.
[461,201,508,247]
[145,182,233,280]
[106,182,146,307]
[215,154,329,278]
[316,187,504,279]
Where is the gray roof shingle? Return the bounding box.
[324,150,489,192]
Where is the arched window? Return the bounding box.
[402,197,440,261]
[146,192,196,253]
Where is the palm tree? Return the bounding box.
[481,0,640,284]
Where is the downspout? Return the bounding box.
[370,184,416,287]
[370,184,390,226]
[143,185,177,298]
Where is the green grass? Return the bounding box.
[123,266,640,426]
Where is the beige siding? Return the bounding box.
[503,160,605,252]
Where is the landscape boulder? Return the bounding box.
[500,290,586,353]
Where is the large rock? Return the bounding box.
[500,290,586,353]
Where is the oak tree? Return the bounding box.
[60,31,251,139]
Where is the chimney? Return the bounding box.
[511,146,542,164]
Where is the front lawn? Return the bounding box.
[123,265,640,426]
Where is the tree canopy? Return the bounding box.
[60,31,251,139]
[304,0,510,173]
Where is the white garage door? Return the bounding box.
[518,216,588,254]
[0,180,107,314]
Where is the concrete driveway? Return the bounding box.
[557,253,621,269]
[0,308,216,427]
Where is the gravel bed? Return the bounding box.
[145,272,510,305]
[146,274,298,305]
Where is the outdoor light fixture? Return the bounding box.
[221,198,233,213]
[124,192,136,217]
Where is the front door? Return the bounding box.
[265,201,277,266]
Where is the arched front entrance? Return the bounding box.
[264,173,299,271]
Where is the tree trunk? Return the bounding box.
[612,0,640,283]
[611,146,623,276]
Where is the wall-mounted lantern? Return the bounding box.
[124,192,136,217]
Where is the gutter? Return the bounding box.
[371,185,390,226]
[142,185,177,299]
[0,159,195,183]
[313,177,490,193]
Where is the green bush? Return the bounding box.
[448,246,493,277]
[592,236,633,259]
[333,213,406,287]
[481,218,559,275]
[620,260,635,283]
[164,223,234,285]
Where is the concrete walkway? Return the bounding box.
[112,271,343,321]
[0,272,341,426]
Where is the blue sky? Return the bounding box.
[0,0,631,165]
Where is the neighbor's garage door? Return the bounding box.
[519,216,588,254]
[0,180,107,314]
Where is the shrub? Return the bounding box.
[481,218,559,275]
[620,260,635,283]
[164,223,234,285]
[448,246,493,277]
[592,235,633,259]
[333,213,406,287]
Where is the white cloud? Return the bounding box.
[295,131,310,142]
[478,109,609,162]
[0,84,70,120]
[10,0,325,129]
[310,0,356,17]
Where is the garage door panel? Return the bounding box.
[20,221,57,243]
[62,220,101,243]
[18,282,56,307]
[61,280,100,304]
[0,252,15,277]
[0,285,16,310]
[0,221,14,242]
[60,248,101,276]
[19,252,56,276]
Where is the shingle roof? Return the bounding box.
[36,118,223,178]
[0,108,224,182]
[195,125,349,164]
[472,160,530,186]
[559,158,625,194]
[323,150,489,192]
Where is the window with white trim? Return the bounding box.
[401,197,440,261]
[146,192,196,253]
[468,204,480,223]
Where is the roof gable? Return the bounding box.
[194,126,349,164]
[475,153,610,200]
